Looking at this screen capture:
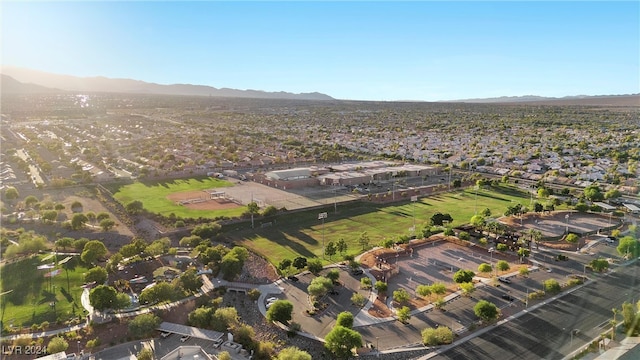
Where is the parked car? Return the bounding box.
[180,335,190,342]
[266,297,278,303]
[498,277,511,284]
[287,275,299,282]
[329,290,339,295]
[502,294,515,301]
[160,332,171,338]
[351,269,364,275]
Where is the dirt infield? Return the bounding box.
[166,190,241,210]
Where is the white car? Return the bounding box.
[180,335,190,342]
[266,297,278,303]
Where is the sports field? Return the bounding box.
[0,255,89,327]
[111,177,247,218]
[228,184,533,267]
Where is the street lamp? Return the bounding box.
[318,212,327,258]
[565,214,570,234]
[376,337,380,357]
[570,329,579,348]
[77,340,81,355]
[411,195,418,235]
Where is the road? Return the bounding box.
[426,263,640,360]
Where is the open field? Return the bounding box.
[228,184,532,267]
[0,254,89,327]
[110,177,246,218]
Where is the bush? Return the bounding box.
[86,338,101,348]
[422,326,454,346]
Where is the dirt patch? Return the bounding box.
[368,297,393,318]
[166,190,240,210]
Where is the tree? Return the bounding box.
[453,269,475,283]
[139,282,180,304]
[115,293,132,309]
[99,218,116,231]
[233,324,255,349]
[261,205,278,217]
[478,263,492,275]
[617,236,639,258]
[430,212,453,226]
[276,347,312,360]
[179,268,203,292]
[307,276,333,298]
[474,300,499,322]
[583,184,604,202]
[589,258,610,272]
[71,213,89,230]
[211,307,239,332]
[89,285,118,311]
[374,281,388,295]
[470,214,486,228]
[325,241,337,259]
[336,311,354,328]
[336,238,348,254]
[292,256,307,270]
[220,252,243,280]
[85,267,108,285]
[180,235,204,248]
[266,300,294,324]
[125,200,144,214]
[421,326,454,346]
[81,240,108,265]
[307,258,324,275]
[47,336,69,354]
[42,210,58,223]
[430,282,447,295]
[393,288,411,305]
[605,189,622,200]
[481,207,492,217]
[357,231,370,250]
[459,282,475,296]
[416,284,432,298]
[278,259,292,274]
[519,267,530,277]
[496,260,510,272]
[4,186,19,200]
[25,195,39,208]
[191,222,222,240]
[351,293,366,307]
[55,237,74,250]
[327,269,340,283]
[129,313,161,339]
[324,325,363,359]
[565,233,579,243]
[247,201,260,215]
[544,279,561,293]
[397,306,411,323]
[360,277,372,289]
[218,352,232,360]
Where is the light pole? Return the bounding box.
[565,214,570,234]
[77,340,80,355]
[318,212,327,259]
[411,195,418,236]
[376,337,380,357]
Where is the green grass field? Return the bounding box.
[111,177,246,218]
[228,184,532,267]
[0,255,90,327]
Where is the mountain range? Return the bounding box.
[1,66,638,105]
[0,66,334,101]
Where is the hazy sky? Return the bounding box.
[2,1,638,101]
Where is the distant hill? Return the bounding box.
[0,74,63,94]
[1,66,334,101]
[444,94,640,106]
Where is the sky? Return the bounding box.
[2,1,639,101]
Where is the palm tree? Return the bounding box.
[612,308,620,340]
